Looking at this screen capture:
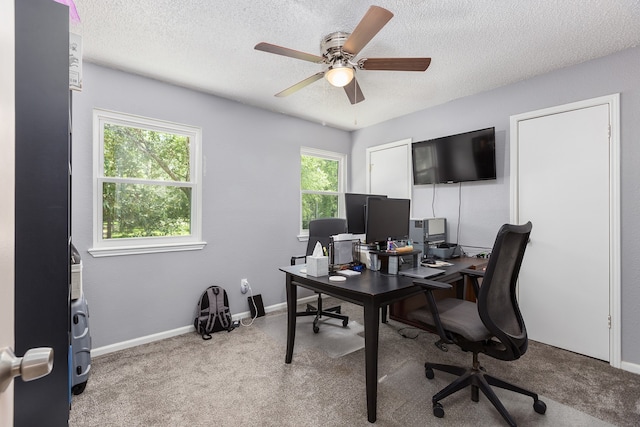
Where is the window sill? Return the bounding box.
[88,241,207,258]
[297,234,309,242]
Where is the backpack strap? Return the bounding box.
[193,288,211,340]
[212,287,231,330]
[204,287,218,332]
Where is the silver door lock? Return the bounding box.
[0,347,54,392]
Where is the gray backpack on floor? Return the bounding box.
[194,286,232,340]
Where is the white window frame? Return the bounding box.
[89,109,206,257]
[299,147,347,240]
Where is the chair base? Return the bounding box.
[424,356,546,427]
[296,294,349,333]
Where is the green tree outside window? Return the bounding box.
[300,150,344,231]
[102,124,192,239]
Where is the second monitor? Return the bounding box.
[365,197,411,245]
[344,193,387,234]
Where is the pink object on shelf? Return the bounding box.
[52,0,81,23]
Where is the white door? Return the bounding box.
[0,0,16,423]
[366,139,412,199]
[512,96,619,362]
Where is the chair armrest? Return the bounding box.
[460,268,485,278]
[291,255,307,266]
[460,268,484,299]
[412,279,455,344]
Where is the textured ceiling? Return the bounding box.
[72,1,640,131]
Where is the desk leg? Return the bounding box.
[456,277,465,300]
[364,299,380,423]
[285,274,296,364]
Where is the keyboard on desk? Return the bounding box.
[398,266,445,279]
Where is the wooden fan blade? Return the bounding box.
[275,72,325,97]
[360,57,431,71]
[343,6,393,56]
[343,77,365,105]
[254,42,324,63]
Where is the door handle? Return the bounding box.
[0,347,54,392]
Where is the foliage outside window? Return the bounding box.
[300,147,346,234]
[90,109,204,257]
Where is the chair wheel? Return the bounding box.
[425,367,435,379]
[533,399,547,414]
[342,319,349,327]
[433,402,444,418]
[71,381,87,395]
[313,324,319,333]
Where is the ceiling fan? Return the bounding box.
[254,5,431,105]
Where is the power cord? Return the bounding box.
[397,326,430,340]
[240,280,259,327]
[397,327,450,353]
[456,182,462,246]
[431,182,437,218]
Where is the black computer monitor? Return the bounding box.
[365,198,411,244]
[345,193,387,234]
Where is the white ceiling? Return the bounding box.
[72,1,640,131]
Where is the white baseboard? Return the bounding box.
[620,360,640,375]
[91,325,194,357]
[91,294,319,357]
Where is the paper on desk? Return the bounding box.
[332,233,354,241]
[312,241,323,257]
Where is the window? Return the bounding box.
[90,109,205,257]
[300,147,346,236]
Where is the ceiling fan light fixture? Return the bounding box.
[325,65,354,87]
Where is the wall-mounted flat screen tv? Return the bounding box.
[412,127,496,184]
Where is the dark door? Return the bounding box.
[14,0,70,425]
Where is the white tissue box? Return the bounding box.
[307,255,329,277]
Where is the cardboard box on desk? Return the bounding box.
[307,255,329,277]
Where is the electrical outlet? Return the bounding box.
[240,278,249,294]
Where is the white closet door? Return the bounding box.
[366,139,411,199]
[516,103,610,361]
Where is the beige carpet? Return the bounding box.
[69,300,639,426]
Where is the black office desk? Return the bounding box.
[280,261,477,423]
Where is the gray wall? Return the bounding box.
[74,46,640,367]
[351,46,640,365]
[72,63,350,348]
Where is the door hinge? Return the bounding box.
[608,314,611,329]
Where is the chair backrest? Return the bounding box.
[306,218,348,256]
[477,222,532,361]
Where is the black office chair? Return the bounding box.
[291,218,349,333]
[412,222,546,427]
